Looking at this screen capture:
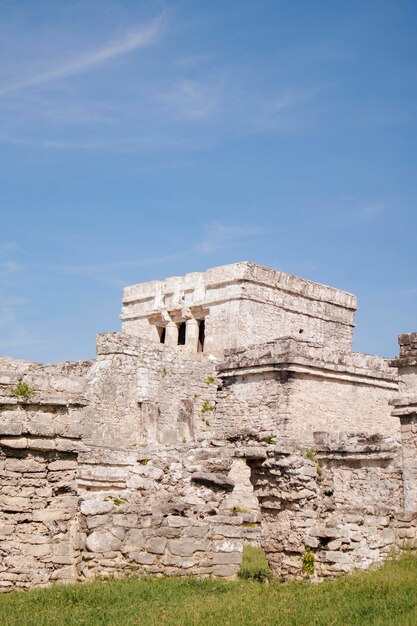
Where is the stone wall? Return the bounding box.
[76,443,260,581]
[83,333,217,449]
[0,379,86,593]
[250,433,414,579]
[215,339,398,443]
[0,446,81,591]
[2,261,417,592]
[390,333,417,513]
[0,356,88,591]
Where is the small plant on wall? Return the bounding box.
[305,449,316,461]
[201,400,216,414]
[302,547,315,576]
[11,380,34,399]
[106,495,128,507]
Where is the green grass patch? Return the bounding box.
[3,554,417,625]
[239,545,270,582]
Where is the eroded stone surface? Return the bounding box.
[1,262,417,590]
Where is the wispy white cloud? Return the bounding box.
[253,86,322,132]
[159,79,219,120]
[0,14,165,96]
[0,5,323,153]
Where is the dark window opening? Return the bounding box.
[178,322,186,346]
[198,319,205,352]
[158,327,166,344]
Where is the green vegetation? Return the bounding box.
[10,380,34,399]
[305,449,316,461]
[266,433,277,445]
[105,495,128,507]
[162,367,167,379]
[201,400,216,414]
[231,506,249,514]
[200,400,215,426]
[302,547,315,576]
[138,459,148,466]
[305,449,324,481]
[205,375,215,385]
[3,555,417,625]
[239,545,270,583]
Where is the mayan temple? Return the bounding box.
[1,261,417,590]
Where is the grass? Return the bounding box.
[238,545,269,582]
[2,555,417,625]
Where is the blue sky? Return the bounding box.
[0,0,416,363]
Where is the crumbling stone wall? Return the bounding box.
[83,333,217,449]
[0,357,88,590]
[0,446,81,591]
[390,333,417,513]
[2,262,417,591]
[250,433,413,579]
[76,443,260,581]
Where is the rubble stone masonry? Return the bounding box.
[1,262,417,590]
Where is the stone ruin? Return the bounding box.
[1,260,417,591]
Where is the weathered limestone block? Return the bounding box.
[85,531,122,553]
[213,539,243,553]
[129,552,155,565]
[51,566,74,580]
[212,552,242,565]
[167,539,206,556]
[121,529,145,553]
[80,499,114,516]
[0,423,22,436]
[147,538,167,554]
[113,514,138,528]
[126,475,155,490]
[86,515,111,530]
[161,555,198,568]
[165,515,192,527]
[0,496,32,512]
[212,565,238,576]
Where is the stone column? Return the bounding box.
[391,333,417,513]
[165,321,178,347]
[185,318,199,353]
[150,324,161,342]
